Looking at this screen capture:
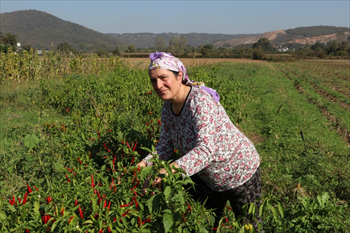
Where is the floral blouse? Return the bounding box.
[143,87,261,191]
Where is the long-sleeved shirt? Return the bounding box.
[143,86,261,191]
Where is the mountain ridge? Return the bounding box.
[1,10,349,50]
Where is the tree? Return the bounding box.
[112,47,121,56]
[311,42,326,51]
[56,42,76,54]
[22,44,34,52]
[169,36,187,55]
[200,44,215,57]
[126,44,136,53]
[153,37,166,51]
[252,38,276,53]
[0,32,18,46]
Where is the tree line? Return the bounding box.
[2,31,350,60]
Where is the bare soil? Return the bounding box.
[120,58,267,69]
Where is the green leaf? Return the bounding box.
[163,163,174,180]
[177,190,185,205]
[51,220,58,231]
[0,211,7,220]
[140,166,152,180]
[163,213,174,233]
[277,202,284,218]
[164,186,172,200]
[199,225,209,233]
[8,205,16,212]
[53,162,64,172]
[34,201,40,210]
[147,194,161,213]
[23,134,40,151]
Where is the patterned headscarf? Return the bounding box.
[149,52,220,102]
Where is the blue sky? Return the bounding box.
[1,1,349,34]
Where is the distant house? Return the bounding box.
[37,50,42,55]
[278,47,289,52]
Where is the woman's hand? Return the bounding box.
[136,160,147,167]
[142,175,162,196]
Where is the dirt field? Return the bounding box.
[120,57,267,69]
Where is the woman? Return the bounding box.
[137,52,262,232]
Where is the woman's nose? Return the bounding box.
[156,79,163,89]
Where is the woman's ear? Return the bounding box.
[177,71,183,84]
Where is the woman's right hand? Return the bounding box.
[136,160,147,167]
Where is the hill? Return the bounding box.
[107,32,255,48]
[213,26,350,48]
[0,10,127,51]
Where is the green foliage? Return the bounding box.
[1,58,350,232]
[286,26,349,37]
[252,38,276,54]
[56,42,77,55]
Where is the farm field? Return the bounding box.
[0,55,350,232]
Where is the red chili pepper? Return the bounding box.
[157,119,161,125]
[113,156,117,166]
[26,229,29,233]
[120,202,133,208]
[9,196,15,205]
[33,185,39,192]
[126,141,130,149]
[142,215,151,225]
[46,196,52,204]
[130,156,135,165]
[132,141,138,151]
[21,193,28,205]
[99,229,103,233]
[65,167,76,176]
[108,227,112,233]
[113,217,116,222]
[103,199,107,208]
[103,143,111,153]
[65,174,71,183]
[97,130,100,138]
[91,174,95,188]
[93,213,99,219]
[107,201,111,211]
[107,129,113,133]
[18,197,21,203]
[75,199,78,207]
[225,204,232,210]
[122,210,130,217]
[133,196,139,209]
[66,107,69,112]
[138,217,141,227]
[225,217,229,223]
[149,91,152,94]
[133,180,140,190]
[121,140,124,144]
[109,178,115,190]
[68,216,74,224]
[61,208,64,216]
[26,185,33,194]
[77,157,82,164]
[79,206,84,219]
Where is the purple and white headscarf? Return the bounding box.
[149,52,220,102]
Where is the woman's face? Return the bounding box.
[149,68,183,102]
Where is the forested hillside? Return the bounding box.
[286,26,349,37]
[0,10,126,50]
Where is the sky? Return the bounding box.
[1,0,349,35]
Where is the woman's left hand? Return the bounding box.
[142,175,162,196]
